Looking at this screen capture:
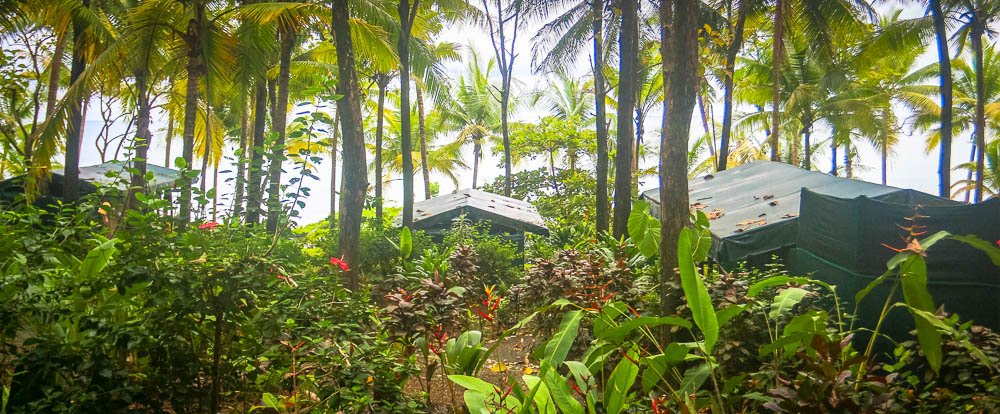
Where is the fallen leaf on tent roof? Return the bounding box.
[782,213,798,219]
[758,213,767,217]
[691,202,706,209]
[705,209,724,220]
[769,200,779,206]
[763,194,775,200]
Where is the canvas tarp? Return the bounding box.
[640,161,946,266]
[397,188,548,235]
[791,189,1000,332]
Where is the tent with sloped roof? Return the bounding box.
[640,161,955,267]
[397,188,548,236]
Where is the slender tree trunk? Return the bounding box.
[212,162,219,221]
[719,0,747,171]
[472,145,480,189]
[332,0,367,290]
[613,0,639,239]
[199,108,212,219]
[830,135,838,175]
[697,89,716,161]
[972,20,986,203]
[232,108,249,218]
[965,143,975,202]
[266,28,295,232]
[803,125,811,170]
[930,0,953,198]
[844,143,853,178]
[180,2,205,227]
[632,107,642,192]
[329,112,339,228]
[64,0,90,202]
[769,0,784,162]
[660,0,698,323]
[881,140,888,185]
[593,0,610,233]
[130,68,151,209]
[416,83,432,199]
[165,112,173,168]
[246,83,267,224]
[399,0,418,227]
[374,75,387,222]
[501,86,512,197]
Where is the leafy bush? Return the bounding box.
[0,195,420,413]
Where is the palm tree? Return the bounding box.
[529,0,616,232]
[928,0,954,197]
[953,140,999,198]
[613,0,639,239]
[659,0,699,329]
[443,51,501,189]
[332,0,366,290]
[376,100,469,191]
[718,0,753,171]
[951,0,1000,202]
[764,0,874,164]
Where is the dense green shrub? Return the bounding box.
[0,194,419,413]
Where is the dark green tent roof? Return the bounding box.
[55,161,181,192]
[396,189,548,235]
[640,161,954,266]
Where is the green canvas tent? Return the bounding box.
[397,188,548,236]
[789,189,1000,336]
[640,161,954,267]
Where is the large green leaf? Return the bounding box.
[449,375,497,395]
[522,375,556,414]
[604,350,640,414]
[399,226,413,259]
[79,238,118,279]
[678,227,718,353]
[599,316,691,344]
[540,368,584,414]
[542,310,583,370]
[640,343,691,392]
[628,199,661,258]
[768,287,809,321]
[898,255,942,373]
[950,234,1000,266]
[748,276,812,297]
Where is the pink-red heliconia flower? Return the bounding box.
[198,221,220,230]
[330,256,350,271]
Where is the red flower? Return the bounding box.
[330,256,350,271]
[996,239,999,248]
[198,221,220,230]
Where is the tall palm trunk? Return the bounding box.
[266,28,295,232]
[246,82,267,224]
[374,75,387,222]
[180,2,205,227]
[593,0,610,233]
[399,0,418,227]
[472,143,481,188]
[660,0,698,326]
[972,18,986,203]
[719,0,748,171]
[830,134,838,175]
[930,0,953,198]
[332,0,367,290]
[632,106,642,193]
[232,108,249,218]
[165,112,173,167]
[329,112,339,229]
[416,83,432,199]
[64,0,90,202]
[769,0,784,162]
[130,68,151,209]
[613,0,639,239]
